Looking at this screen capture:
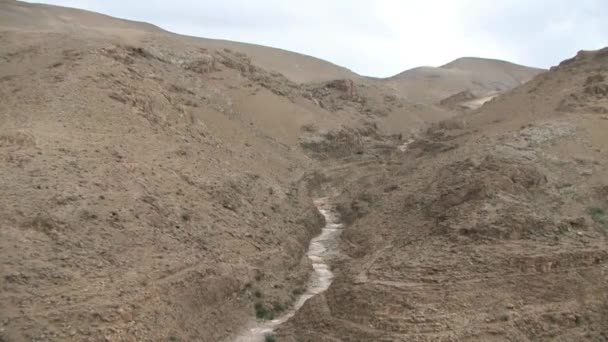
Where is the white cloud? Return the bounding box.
[24,0,608,77]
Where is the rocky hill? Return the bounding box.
[0,0,357,84]
[0,1,445,340]
[278,48,608,341]
[0,1,586,342]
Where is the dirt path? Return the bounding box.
[232,198,343,342]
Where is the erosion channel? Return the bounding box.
[233,198,343,342]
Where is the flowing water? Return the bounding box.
[233,198,342,342]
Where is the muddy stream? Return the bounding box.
[233,198,342,341]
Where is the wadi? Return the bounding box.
[1,1,607,341]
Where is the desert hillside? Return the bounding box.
[0,0,357,84]
[279,48,608,341]
[0,1,446,341]
[0,0,164,33]
[3,1,603,342]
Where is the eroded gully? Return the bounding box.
[233,197,342,342]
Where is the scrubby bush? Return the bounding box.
[588,207,608,231]
[254,303,269,319]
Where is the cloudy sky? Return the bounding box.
[26,0,608,77]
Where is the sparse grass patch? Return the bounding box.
[559,187,577,199]
[588,207,608,231]
[265,335,276,342]
[558,223,570,235]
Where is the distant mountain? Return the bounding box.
[383,57,545,107]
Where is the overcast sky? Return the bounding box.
[26,0,608,77]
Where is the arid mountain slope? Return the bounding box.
[279,48,608,341]
[0,0,358,83]
[0,1,560,341]
[0,26,326,342]
[0,1,452,341]
[1,1,543,88]
[0,0,163,32]
[193,38,360,84]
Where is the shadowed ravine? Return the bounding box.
[233,198,343,342]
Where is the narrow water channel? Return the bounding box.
[233,197,342,342]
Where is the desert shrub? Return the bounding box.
[588,207,608,231]
[255,303,272,319]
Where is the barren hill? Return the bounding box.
[0,1,447,340]
[279,48,608,341]
[0,0,358,83]
[384,57,545,107]
[2,1,595,342]
[0,0,165,33]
